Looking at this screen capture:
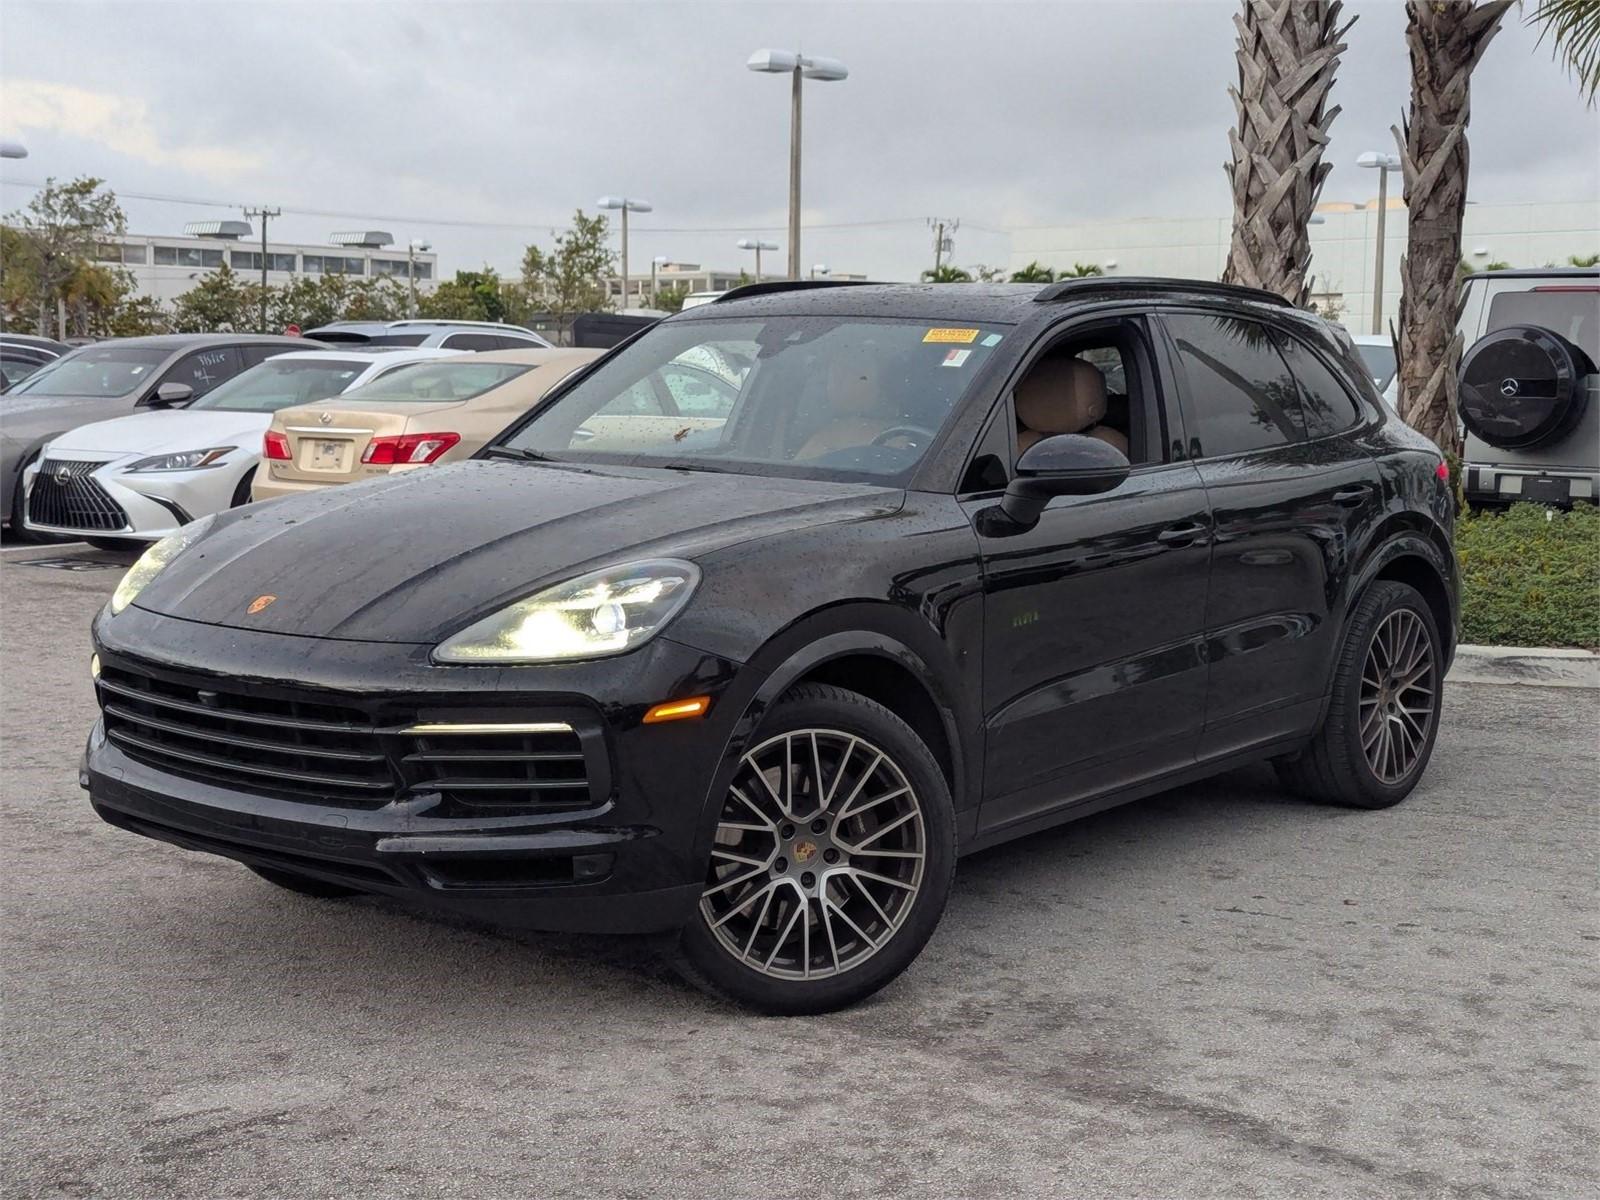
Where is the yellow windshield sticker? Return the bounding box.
[923,327,980,344]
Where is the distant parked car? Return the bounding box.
[22,348,454,550]
[1351,335,1399,407]
[1,334,310,536]
[301,319,554,351]
[253,348,601,501]
[0,340,63,391]
[1455,267,1598,509]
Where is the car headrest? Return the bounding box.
[1015,357,1107,435]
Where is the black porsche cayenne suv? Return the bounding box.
[85,278,1458,1013]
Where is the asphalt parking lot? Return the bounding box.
[2,540,1595,1200]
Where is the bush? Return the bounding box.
[1457,504,1599,648]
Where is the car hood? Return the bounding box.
[46,408,271,458]
[133,459,903,643]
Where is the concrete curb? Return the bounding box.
[1448,644,1600,689]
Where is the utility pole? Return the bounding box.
[243,206,280,333]
[928,218,958,276]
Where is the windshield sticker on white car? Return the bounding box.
[941,349,972,368]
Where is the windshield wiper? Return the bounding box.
[483,445,553,463]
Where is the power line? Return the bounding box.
[0,177,1011,238]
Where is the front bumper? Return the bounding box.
[24,454,248,541]
[86,604,759,934]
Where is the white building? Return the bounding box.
[1009,199,1600,333]
[605,261,869,305]
[97,226,440,306]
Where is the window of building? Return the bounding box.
[97,243,145,264]
[1163,313,1303,457]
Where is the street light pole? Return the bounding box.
[748,49,848,280]
[243,206,279,333]
[1358,151,1402,335]
[597,196,652,309]
[406,239,431,318]
[651,256,667,305]
[737,239,779,282]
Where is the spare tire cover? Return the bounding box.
[1458,325,1589,450]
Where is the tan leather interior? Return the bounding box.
[1015,356,1128,456]
[797,357,892,458]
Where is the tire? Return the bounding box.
[247,864,363,898]
[1274,580,1443,809]
[675,683,956,1014]
[231,467,256,508]
[87,537,143,554]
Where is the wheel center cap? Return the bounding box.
[792,839,818,864]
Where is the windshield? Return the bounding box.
[189,358,369,412]
[9,346,168,397]
[499,316,1009,481]
[1355,342,1397,392]
[338,360,531,404]
[1488,289,1600,361]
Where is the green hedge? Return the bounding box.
[1457,503,1600,648]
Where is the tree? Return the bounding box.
[653,283,691,314]
[1009,262,1056,283]
[417,269,506,322]
[107,294,169,337]
[1530,0,1600,101]
[920,265,973,283]
[1569,252,1600,268]
[520,210,614,341]
[1221,1,1353,304]
[1391,0,1514,457]
[1,176,127,337]
[170,264,258,333]
[1060,262,1105,278]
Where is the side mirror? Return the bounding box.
[997,434,1130,528]
[142,382,194,409]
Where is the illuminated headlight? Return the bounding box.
[124,447,235,473]
[109,515,215,615]
[433,559,700,664]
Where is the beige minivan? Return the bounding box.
[252,349,601,501]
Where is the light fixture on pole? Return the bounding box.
[0,141,28,159]
[651,255,668,305]
[736,238,779,282]
[1357,151,1402,335]
[810,263,829,279]
[406,239,432,318]
[746,48,848,280]
[596,196,652,309]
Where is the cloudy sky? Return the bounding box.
[2,0,1596,282]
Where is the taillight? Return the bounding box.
[1435,460,1450,481]
[263,431,291,460]
[361,432,461,466]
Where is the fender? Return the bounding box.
[687,607,979,871]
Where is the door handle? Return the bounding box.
[1332,485,1374,508]
[1157,522,1207,546]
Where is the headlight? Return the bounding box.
[433,559,700,664]
[109,515,215,615]
[124,446,235,473]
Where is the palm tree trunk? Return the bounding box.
[1223,0,1354,304]
[1391,0,1514,458]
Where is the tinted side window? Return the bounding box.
[238,344,288,369]
[165,347,242,398]
[1271,330,1363,438]
[1165,314,1302,456]
[440,333,503,351]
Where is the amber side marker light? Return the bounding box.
[643,696,711,724]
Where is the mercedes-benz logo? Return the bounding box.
[1499,378,1520,398]
[318,411,334,425]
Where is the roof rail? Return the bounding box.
[714,279,881,304]
[387,318,540,332]
[1033,277,1294,309]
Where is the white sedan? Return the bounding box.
[23,347,453,550]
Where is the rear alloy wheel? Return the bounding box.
[677,684,955,1013]
[1275,580,1443,809]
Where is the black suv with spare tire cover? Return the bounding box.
[84,277,1458,1013]
[1457,267,1598,509]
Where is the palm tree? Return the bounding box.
[1222,0,1354,304]
[1009,261,1055,283]
[920,265,973,284]
[1530,0,1600,100]
[1390,0,1514,458]
[1061,262,1104,278]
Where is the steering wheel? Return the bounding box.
[871,424,937,448]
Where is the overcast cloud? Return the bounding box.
[2,0,1596,281]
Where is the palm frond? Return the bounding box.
[1530,0,1600,101]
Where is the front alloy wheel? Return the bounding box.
[677,684,955,1013]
